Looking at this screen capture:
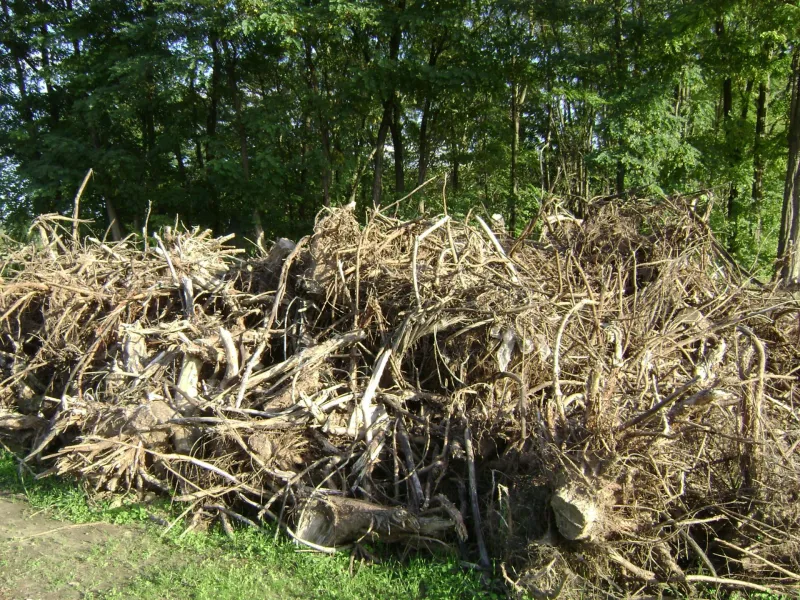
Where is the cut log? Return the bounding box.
[0,409,46,431]
[294,494,454,547]
[551,482,599,541]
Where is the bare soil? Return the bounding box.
[0,494,149,600]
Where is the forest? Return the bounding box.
[3,2,800,596]
[1,0,800,278]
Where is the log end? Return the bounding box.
[551,483,599,541]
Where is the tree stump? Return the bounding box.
[551,483,598,541]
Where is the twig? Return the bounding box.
[236,340,265,409]
[553,299,595,424]
[14,522,104,541]
[71,169,93,244]
[617,377,700,433]
[218,327,240,386]
[463,423,490,569]
[413,216,450,309]
[715,538,800,581]
[475,215,520,283]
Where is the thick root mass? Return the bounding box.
[1,198,799,597]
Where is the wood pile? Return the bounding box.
[1,199,798,597]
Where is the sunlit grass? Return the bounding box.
[0,451,501,599]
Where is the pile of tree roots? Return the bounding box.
[1,199,799,597]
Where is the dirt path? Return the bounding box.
[0,494,152,600]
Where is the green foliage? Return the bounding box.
[0,0,796,269]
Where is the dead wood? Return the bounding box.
[0,198,798,597]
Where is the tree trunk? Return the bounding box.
[303,39,332,207]
[189,68,204,170]
[37,14,60,127]
[716,19,741,255]
[2,0,33,124]
[417,38,444,187]
[65,0,79,56]
[451,140,459,192]
[389,98,405,197]
[508,82,527,234]
[206,34,222,165]
[751,77,769,244]
[371,103,392,207]
[105,197,123,242]
[418,97,431,186]
[778,53,800,283]
[370,0,403,207]
[206,33,222,230]
[614,0,625,195]
[225,43,250,181]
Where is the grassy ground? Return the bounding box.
[0,450,500,600]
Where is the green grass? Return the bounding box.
[0,451,501,599]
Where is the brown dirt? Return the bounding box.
[0,494,146,600]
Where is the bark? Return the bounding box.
[105,197,123,242]
[370,0,404,207]
[451,142,459,192]
[751,78,769,243]
[508,82,527,234]
[741,79,754,120]
[304,39,332,207]
[614,0,625,195]
[225,43,249,181]
[417,97,431,186]
[389,98,405,197]
[2,0,33,123]
[371,103,392,207]
[65,0,79,56]
[141,0,157,158]
[295,495,455,547]
[36,12,59,127]
[417,38,444,187]
[189,67,204,170]
[716,20,740,254]
[175,147,186,183]
[206,33,223,230]
[206,34,222,165]
[778,53,800,282]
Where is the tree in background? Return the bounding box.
[0,0,798,278]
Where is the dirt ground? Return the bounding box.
[0,494,151,600]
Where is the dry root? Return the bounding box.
[1,198,799,597]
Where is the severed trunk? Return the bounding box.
[295,495,456,547]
